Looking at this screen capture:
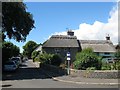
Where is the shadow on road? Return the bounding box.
[2,59,66,81]
[2,67,66,81]
[2,67,48,81]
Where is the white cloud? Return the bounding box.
[50,4,118,45]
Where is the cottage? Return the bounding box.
[42,31,116,63]
[42,31,80,62]
[79,35,116,62]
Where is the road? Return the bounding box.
[2,59,119,88]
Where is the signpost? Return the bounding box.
[67,52,70,75]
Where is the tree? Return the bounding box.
[23,41,38,58]
[31,51,40,62]
[2,41,20,64]
[73,48,102,70]
[2,2,34,42]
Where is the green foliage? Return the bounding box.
[23,41,38,58]
[2,41,20,64]
[38,53,62,66]
[101,61,120,70]
[31,51,40,62]
[115,50,120,59]
[101,62,111,70]
[34,57,39,62]
[115,61,120,70]
[51,54,62,66]
[2,2,34,42]
[38,52,53,64]
[73,48,102,70]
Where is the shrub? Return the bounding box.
[51,54,62,66]
[34,57,39,62]
[114,61,120,70]
[73,48,102,70]
[101,65,111,70]
[101,61,120,70]
[31,51,39,62]
[37,53,62,66]
[38,52,53,64]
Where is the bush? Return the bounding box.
[34,57,39,62]
[38,52,53,64]
[101,61,120,70]
[113,61,120,70]
[101,65,111,70]
[31,51,39,62]
[73,48,102,70]
[37,53,62,66]
[51,54,62,66]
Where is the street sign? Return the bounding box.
[67,52,70,57]
[67,52,71,61]
[67,57,70,60]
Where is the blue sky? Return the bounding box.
[8,2,117,53]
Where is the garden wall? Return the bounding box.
[40,63,119,79]
[70,69,119,79]
[40,64,67,75]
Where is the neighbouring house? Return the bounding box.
[79,36,116,62]
[42,30,116,63]
[34,44,42,54]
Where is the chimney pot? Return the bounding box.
[106,34,110,40]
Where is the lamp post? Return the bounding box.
[67,52,70,75]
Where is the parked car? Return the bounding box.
[11,57,22,66]
[4,61,18,71]
[23,57,28,62]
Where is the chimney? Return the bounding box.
[106,34,110,40]
[67,30,74,36]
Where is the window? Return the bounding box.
[104,52,110,55]
[55,48,60,53]
[64,48,67,52]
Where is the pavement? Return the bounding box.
[33,61,120,86]
[41,69,120,85]
[52,76,119,85]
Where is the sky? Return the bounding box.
[8,2,118,53]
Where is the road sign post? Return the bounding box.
[67,52,70,75]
